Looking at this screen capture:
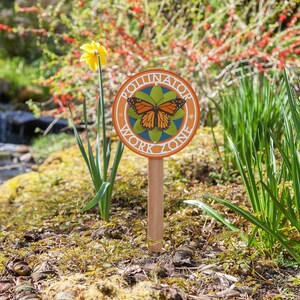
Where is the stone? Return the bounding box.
[19,152,32,163]
[17,85,45,103]
[0,110,69,144]
[173,247,201,267]
[15,145,30,153]
[0,78,11,103]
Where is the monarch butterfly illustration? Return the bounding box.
[127,97,186,131]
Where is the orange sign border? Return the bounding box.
[112,69,200,158]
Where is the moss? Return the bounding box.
[30,133,76,164]
[0,145,92,231]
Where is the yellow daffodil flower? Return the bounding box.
[80,41,108,71]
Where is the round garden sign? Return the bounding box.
[112,69,200,252]
[112,69,200,158]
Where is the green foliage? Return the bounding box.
[71,56,124,222]
[188,70,300,263]
[184,199,246,240]
[212,71,288,169]
[31,132,75,163]
[0,56,41,90]
[1,0,295,121]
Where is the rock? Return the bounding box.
[17,85,45,103]
[0,110,69,144]
[0,78,11,103]
[19,153,32,163]
[15,145,30,153]
[6,259,32,276]
[173,247,201,268]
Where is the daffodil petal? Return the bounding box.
[88,60,97,71]
[79,41,108,71]
[99,55,107,66]
[80,53,90,61]
[80,44,94,52]
[98,46,108,55]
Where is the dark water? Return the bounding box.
[0,108,69,183]
[0,110,69,144]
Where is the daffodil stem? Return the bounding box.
[97,56,108,182]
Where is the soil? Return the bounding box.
[0,127,299,300]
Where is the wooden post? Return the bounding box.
[148,158,164,252]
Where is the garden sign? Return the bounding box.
[112,69,200,252]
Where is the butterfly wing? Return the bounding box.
[158,98,186,116]
[127,97,154,114]
[157,111,170,131]
[141,110,156,131]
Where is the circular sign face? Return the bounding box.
[112,69,200,158]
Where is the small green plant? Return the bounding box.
[186,70,300,263]
[70,41,124,221]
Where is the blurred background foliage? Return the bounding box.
[0,0,299,122]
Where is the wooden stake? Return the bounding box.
[148,158,164,252]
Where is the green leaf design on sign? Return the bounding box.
[135,91,156,105]
[164,120,177,136]
[128,107,142,119]
[149,128,162,143]
[159,91,177,104]
[150,85,164,103]
[133,120,145,134]
[170,108,185,120]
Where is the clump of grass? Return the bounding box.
[187,70,300,263]
[212,71,288,169]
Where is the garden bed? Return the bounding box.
[0,128,299,300]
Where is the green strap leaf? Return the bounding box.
[204,194,300,263]
[184,199,247,241]
[81,182,110,213]
[261,182,300,232]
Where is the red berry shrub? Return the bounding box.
[0,0,299,123]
